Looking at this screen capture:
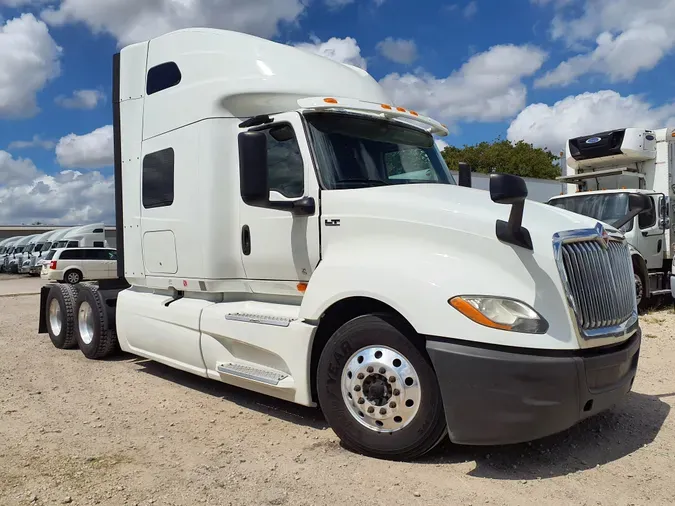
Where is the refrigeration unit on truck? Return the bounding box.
[548,127,675,309]
[37,28,645,461]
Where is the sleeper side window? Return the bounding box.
[147,62,182,95]
[263,125,304,199]
[143,148,175,209]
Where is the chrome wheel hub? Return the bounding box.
[341,345,421,433]
[78,301,95,345]
[49,299,62,336]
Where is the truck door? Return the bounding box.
[238,112,321,284]
[635,193,665,270]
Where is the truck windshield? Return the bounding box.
[33,243,44,252]
[14,246,25,253]
[304,112,455,189]
[549,192,633,231]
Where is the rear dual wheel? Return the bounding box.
[74,284,118,359]
[45,283,118,359]
[317,314,447,461]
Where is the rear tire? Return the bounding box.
[45,284,78,349]
[74,284,119,360]
[316,314,447,461]
[65,269,82,285]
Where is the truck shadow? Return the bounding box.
[133,357,329,430]
[134,356,670,478]
[423,391,671,480]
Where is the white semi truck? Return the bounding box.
[52,223,108,249]
[5,234,38,274]
[548,128,674,309]
[38,28,645,460]
[20,229,55,275]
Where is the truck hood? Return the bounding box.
[320,183,612,253]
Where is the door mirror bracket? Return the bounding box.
[490,173,533,251]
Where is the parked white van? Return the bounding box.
[41,247,118,284]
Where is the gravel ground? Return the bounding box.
[0,290,673,506]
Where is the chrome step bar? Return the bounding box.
[225,312,296,327]
[216,362,289,386]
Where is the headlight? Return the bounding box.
[449,296,549,334]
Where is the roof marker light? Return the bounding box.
[396,107,406,112]
[381,104,392,110]
[410,110,419,116]
[324,98,338,104]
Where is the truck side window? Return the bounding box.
[147,62,182,95]
[264,125,304,198]
[143,148,175,209]
[638,198,657,229]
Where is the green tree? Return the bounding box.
[440,136,561,180]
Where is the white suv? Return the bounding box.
[41,248,118,284]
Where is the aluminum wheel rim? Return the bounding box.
[341,345,421,433]
[78,301,95,345]
[67,272,79,284]
[49,299,62,336]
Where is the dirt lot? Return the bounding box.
[0,284,674,506]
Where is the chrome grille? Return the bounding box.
[559,238,635,332]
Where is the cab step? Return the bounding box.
[225,312,296,327]
[216,362,290,386]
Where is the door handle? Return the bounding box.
[242,225,251,256]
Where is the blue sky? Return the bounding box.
[1,0,675,224]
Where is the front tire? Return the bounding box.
[317,314,447,461]
[635,272,649,312]
[74,284,119,360]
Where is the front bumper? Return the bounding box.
[426,329,641,446]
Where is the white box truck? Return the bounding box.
[38,28,644,461]
[548,128,674,309]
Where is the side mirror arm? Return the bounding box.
[266,196,316,216]
[496,201,533,251]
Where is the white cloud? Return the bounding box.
[0,13,62,119]
[7,135,55,150]
[376,37,418,65]
[0,0,50,6]
[294,35,368,69]
[40,0,306,47]
[55,89,105,109]
[435,138,449,151]
[537,0,675,87]
[0,150,41,186]
[324,0,353,8]
[463,1,478,18]
[0,169,115,225]
[379,44,548,125]
[55,125,114,169]
[507,90,675,150]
